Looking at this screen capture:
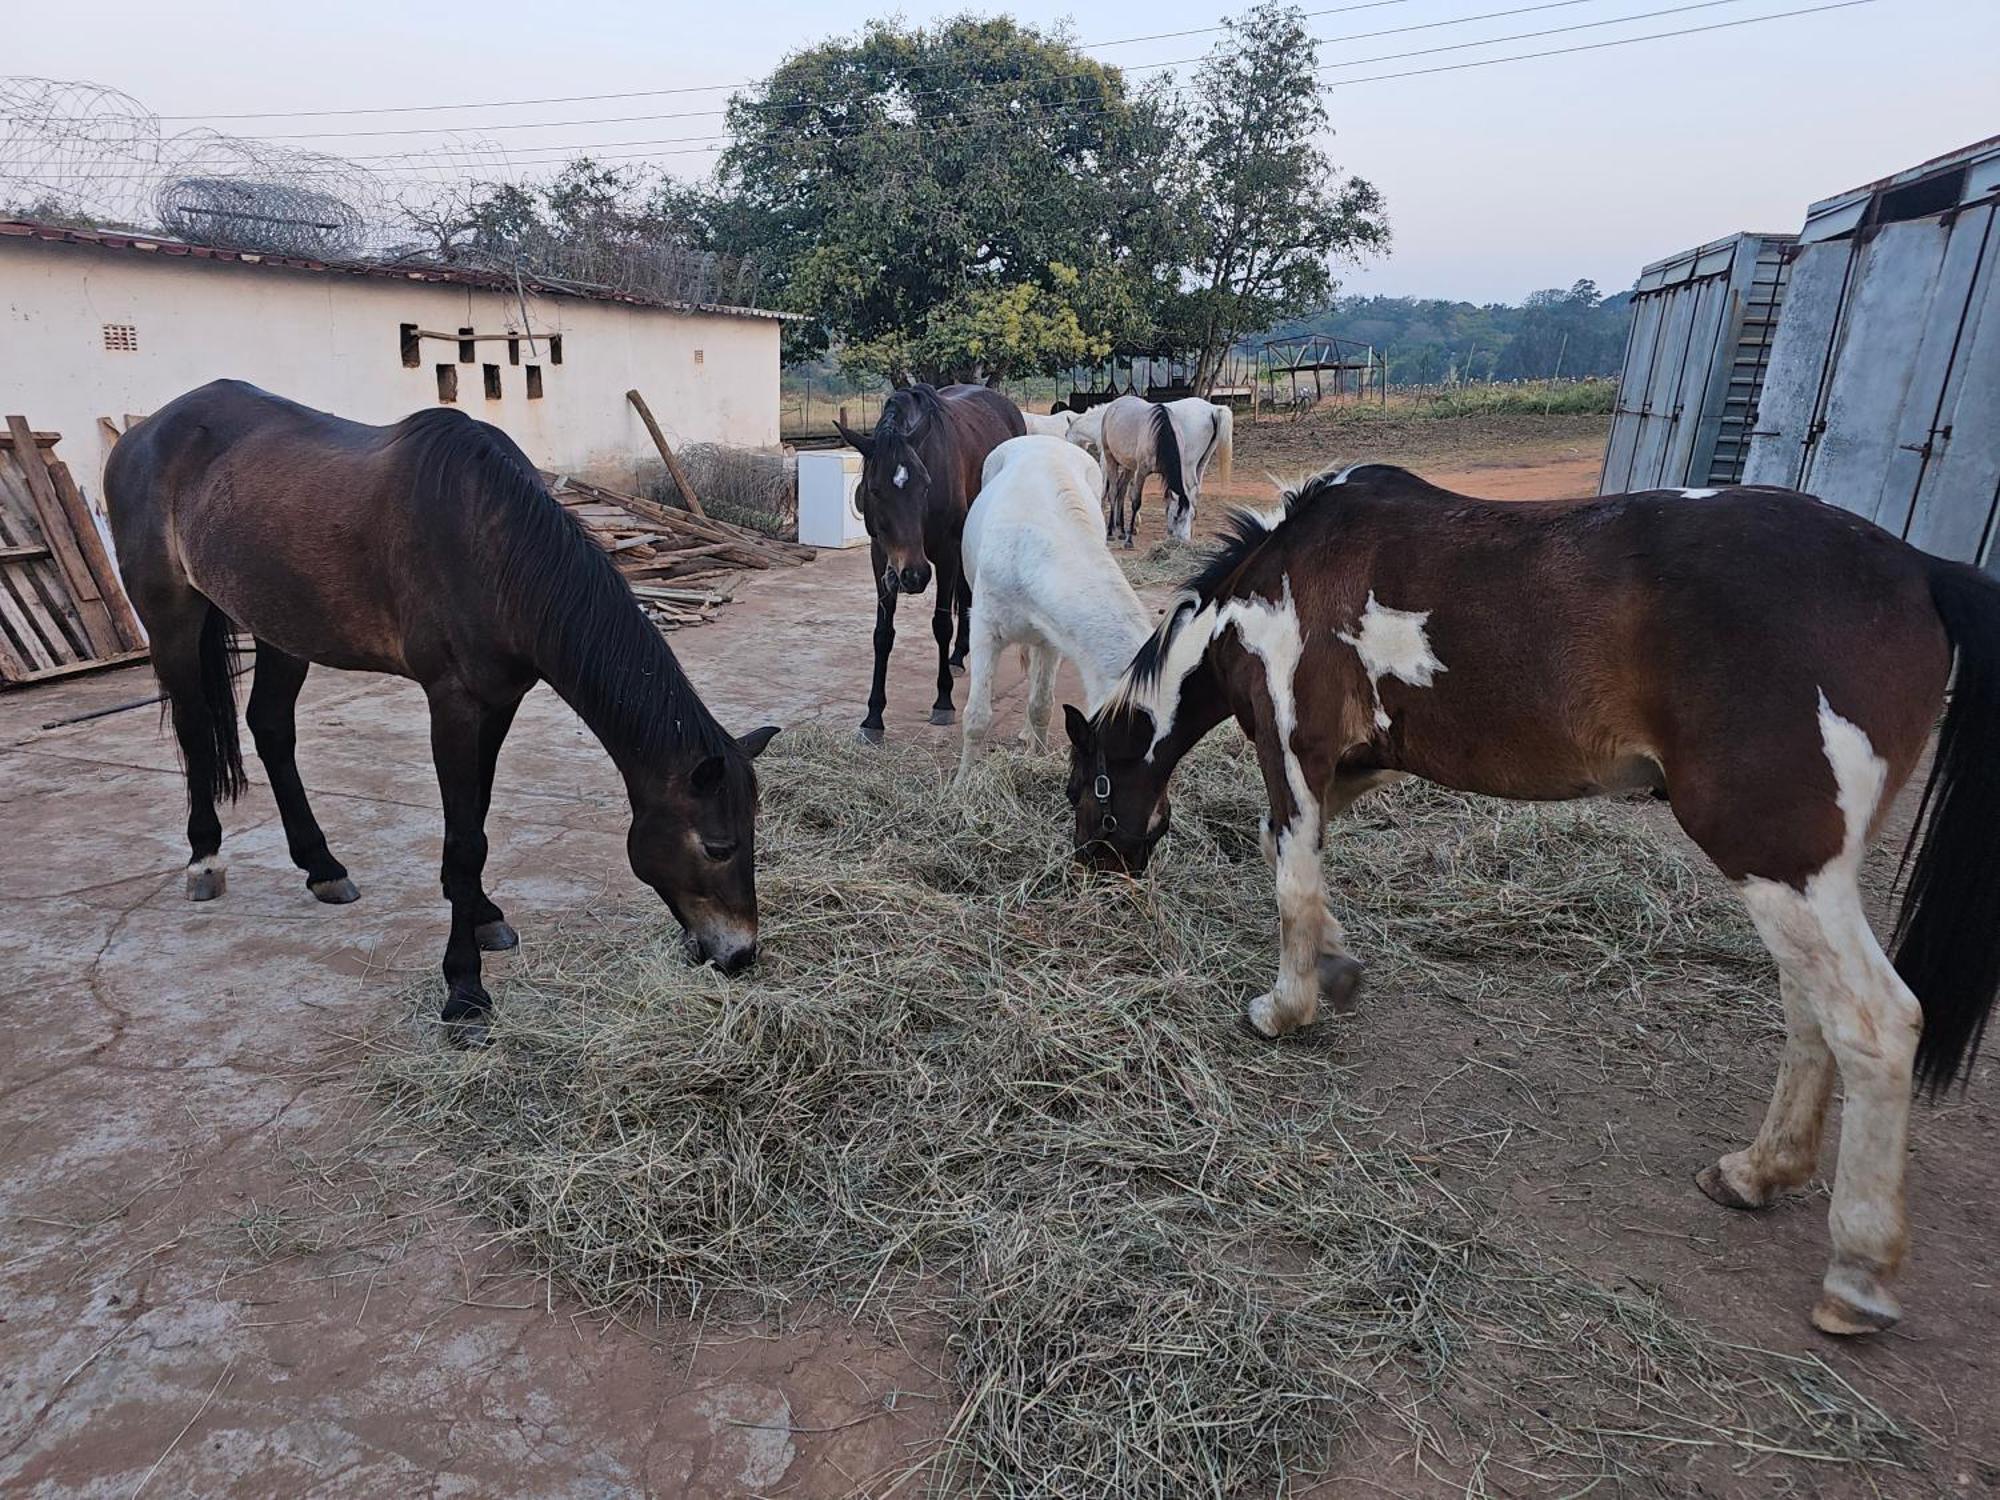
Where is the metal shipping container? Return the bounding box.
[1744,136,2000,566]
[1601,232,1794,493]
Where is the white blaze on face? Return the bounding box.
[893,465,909,489]
[1336,591,1446,731]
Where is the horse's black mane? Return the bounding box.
[1106,464,1410,720]
[395,409,744,780]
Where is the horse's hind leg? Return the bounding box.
[949,572,972,675]
[1022,644,1058,752]
[142,598,245,901]
[953,613,1003,784]
[246,641,356,904]
[928,558,959,726]
[1695,969,1832,1210]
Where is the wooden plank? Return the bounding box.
[0,572,57,671]
[4,418,121,656]
[47,457,144,649]
[0,430,61,449]
[0,645,149,689]
[0,543,49,562]
[625,389,708,517]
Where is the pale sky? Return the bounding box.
[9,0,1995,302]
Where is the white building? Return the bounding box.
[0,218,785,505]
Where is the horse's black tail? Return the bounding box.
[173,605,247,806]
[1150,403,1189,511]
[1893,559,2000,1092]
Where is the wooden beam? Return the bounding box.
[625,389,707,517]
[0,430,61,449]
[0,645,149,689]
[0,543,50,562]
[48,457,144,650]
[4,418,121,656]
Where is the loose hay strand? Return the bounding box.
[370,727,1916,1495]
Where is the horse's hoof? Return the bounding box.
[929,708,956,726]
[1124,536,1137,550]
[1810,1289,1898,1338]
[185,865,226,902]
[444,1015,492,1050]
[1243,991,1286,1039]
[1694,1158,1767,1212]
[309,876,360,905]
[950,661,967,677]
[857,725,885,746]
[475,919,519,952]
[1317,953,1364,1015]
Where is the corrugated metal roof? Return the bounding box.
[0,218,795,322]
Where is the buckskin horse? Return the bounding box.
[1066,462,2000,1337]
[107,380,779,1044]
[836,384,1023,742]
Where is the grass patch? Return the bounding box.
[369,728,1916,1495]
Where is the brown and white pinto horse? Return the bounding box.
[836,384,1024,742]
[1067,463,2000,1337]
[108,381,779,1044]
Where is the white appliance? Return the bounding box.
[797,450,869,549]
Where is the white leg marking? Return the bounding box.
[188,855,224,874]
[1738,691,1914,1328]
[1335,592,1446,731]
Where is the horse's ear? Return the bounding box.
[737,725,780,760]
[1064,704,1094,751]
[835,420,873,457]
[691,755,726,797]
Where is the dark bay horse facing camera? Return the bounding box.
[107,380,779,1044]
[835,384,1023,742]
[1070,463,2000,1338]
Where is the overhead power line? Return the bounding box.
[241,0,1667,142]
[149,0,1414,122]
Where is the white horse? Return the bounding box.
[1083,395,1235,547]
[956,435,1154,781]
[1021,409,1079,438]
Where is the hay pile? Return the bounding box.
[372,729,1915,1495]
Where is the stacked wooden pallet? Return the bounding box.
[0,419,147,687]
[541,472,814,632]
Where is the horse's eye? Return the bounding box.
[702,841,738,862]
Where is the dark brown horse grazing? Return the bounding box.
[107,380,779,1044]
[1068,463,2000,1338]
[835,384,1023,742]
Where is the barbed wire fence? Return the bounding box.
[0,76,759,307]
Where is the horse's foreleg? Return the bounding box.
[1736,874,1917,1335]
[928,558,959,726]
[1126,471,1143,549]
[861,551,897,745]
[469,692,525,951]
[1243,721,1348,1039]
[427,684,507,1046]
[247,640,355,904]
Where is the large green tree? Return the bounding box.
[1172,1,1389,392]
[715,15,1183,383]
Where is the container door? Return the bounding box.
[1656,274,1733,487]
[1602,292,1667,491]
[1626,282,1702,489]
[1803,218,1953,526]
[1742,241,1852,489]
[1906,207,2000,565]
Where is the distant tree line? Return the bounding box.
[1268,281,1634,386]
[412,2,1388,393]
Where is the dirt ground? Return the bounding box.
[2,410,1995,1496]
